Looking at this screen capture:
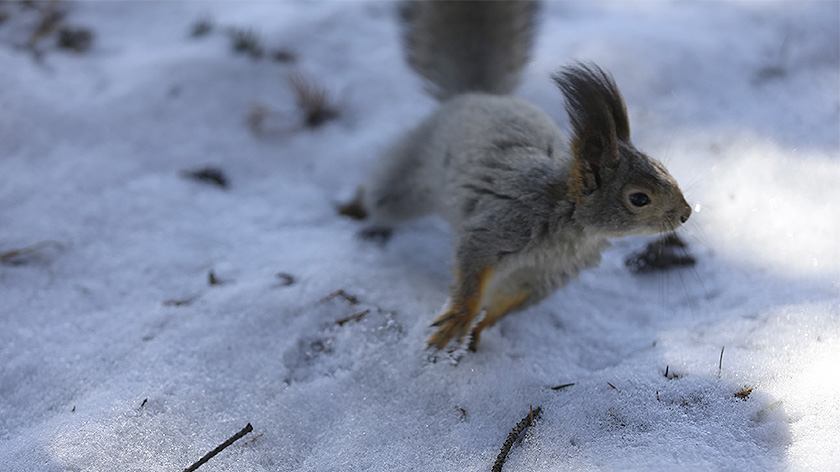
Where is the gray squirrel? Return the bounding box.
[340,1,692,351]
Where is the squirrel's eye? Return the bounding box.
[629,192,651,207]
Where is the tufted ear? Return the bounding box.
[553,63,630,193]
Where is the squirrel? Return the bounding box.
[339,1,692,351]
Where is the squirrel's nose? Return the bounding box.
[680,202,691,224]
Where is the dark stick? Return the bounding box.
[718,346,725,377]
[184,423,253,472]
[320,289,359,305]
[336,309,370,326]
[492,406,542,472]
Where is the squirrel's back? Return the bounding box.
[400,0,539,100]
[364,94,567,226]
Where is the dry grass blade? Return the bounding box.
[735,387,754,400]
[242,432,264,446]
[320,289,359,305]
[336,309,370,326]
[163,297,196,307]
[288,72,339,128]
[190,16,214,38]
[26,0,65,49]
[664,365,681,380]
[180,167,228,188]
[275,272,295,286]
[1,240,64,265]
[228,27,262,58]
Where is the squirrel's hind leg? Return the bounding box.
[427,266,495,349]
[468,288,532,351]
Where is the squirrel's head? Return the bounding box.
[553,63,691,237]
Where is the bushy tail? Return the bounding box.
[400,0,539,101]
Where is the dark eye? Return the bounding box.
[629,192,651,207]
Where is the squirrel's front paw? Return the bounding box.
[427,307,474,349]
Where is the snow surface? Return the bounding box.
[1,1,838,471]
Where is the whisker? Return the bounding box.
[675,230,711,302]
[674,256,698,319]
[660,225,697,320]
[683,181,704,199]
[680,221,712,252]
[659,134,676,167]
[659,227,668,318]
[686,257,710,302]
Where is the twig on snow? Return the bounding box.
[180,167,229,189]
[1,240,64,265]
[320,289,359,305]
[492,406,542,472]
[336,309,370,326]
[183,423,253,472]
[275,272,296,286]
[664,365,680,380]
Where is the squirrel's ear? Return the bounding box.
[553,63,630,190]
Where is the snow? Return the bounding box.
[1,1,838,471]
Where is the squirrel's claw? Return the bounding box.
[429,317,447,328]
[427,307,474,349]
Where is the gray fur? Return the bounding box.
[401,1,539,99]
[353,2,691,349]
[365,93,610,309]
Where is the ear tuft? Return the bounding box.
[552,63,630,176]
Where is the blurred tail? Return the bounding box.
[400,0,539,100]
